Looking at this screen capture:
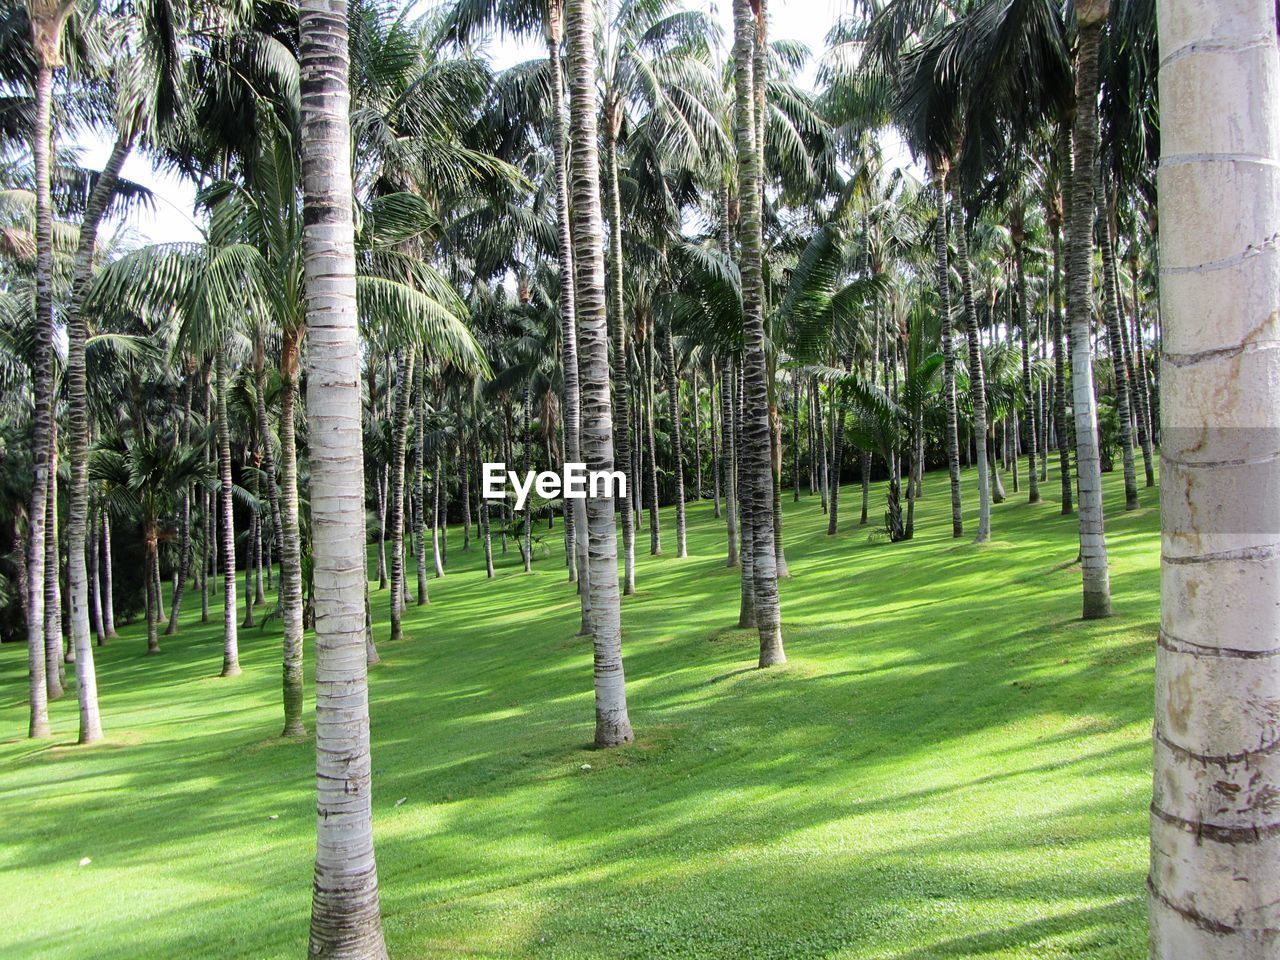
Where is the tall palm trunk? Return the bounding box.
[299,0,388,952]
[603,113,638,594]
[827,385,846,536]
[644,337,661,555]
[279,328,306,738]
[1050,214,1073,513]
[1012,217,1040,505]
[414,362,429,604]
[1150,1,1280,952]
[663,325,688,557]
[1066,0,1112,619]
[953,215,992,543]
[1100,201,1139,510]
[734,0,784,667]
[432,453,445,579]
[933,165,964,537]
[24,0,74,739]
[215,343,241,676]
[167,365,194,635]
[567,0,633,746]
[546,2,591,624]
[388,350,413,641]
[721,361,739,567]
[1127,248,1156,486]
[101,511,117,637]
[64,129,130,742]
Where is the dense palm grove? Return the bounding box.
[0,0,1269,956]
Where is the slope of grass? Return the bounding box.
[0,460,1159,959]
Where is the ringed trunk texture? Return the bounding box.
[567,0,633,746]
[299,0,389,953]
[1149,1,1280,955]
[1067,11,1112,619]
[734,0,784,668]
[216,345,241,676]
[388,350,413,641]
[25,29,61,736]
[279,332,306,739]
[546,11,593,622]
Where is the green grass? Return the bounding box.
[0,459,1159,959]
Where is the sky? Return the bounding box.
[80,0,847,247]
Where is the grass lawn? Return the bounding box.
[0,459,1159,959]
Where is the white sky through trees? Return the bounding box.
[78,0,845,246]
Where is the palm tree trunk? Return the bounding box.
[1014,225,1041,505]
[1099,196,1139,511]
[721,361,739,567]
[1051,217,1074,514]
[279,328,306,737]
[457,424,471,555]
[65,131,130,740]
[432,454,445,579]
[933,166,964,538]
[734,0,784,667]
[216,342,241,676]
[1066,3,1112,619]
[663,325,688,557]
[547,4,591,619]
[1150,2,1280,952]
[953,217,992,542]
[299,0,389,949]
[567,0,633,747]
[791,376,800,502]
[388,350,413,641]
[1127,248,1156,486]
[89,504,104,646]
[101,510,117,638]
[694,366,704,502]
[711,362,722,518]
[644,337,661,555]
[771,404,788,576]
[375,467,388,588]
[603,117,638,594]
[44,448,64,698]
[414,362,429,604]
[827,385,846,536]
[24,3,73,739]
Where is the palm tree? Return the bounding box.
[566,0,633,746]
[1149,1,1279,954]
[22,0,77,739]
[733,0,784,668]
[298,0,388,953]
[1066,0,1111,618]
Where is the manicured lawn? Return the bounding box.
[0,460,1159,959]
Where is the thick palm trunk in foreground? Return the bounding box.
[24,0,74,739]
[1066,0,1111,618]
[547,2,592,631]
[299,0,388,953]
[733,0,784,667]
[567,0,633,746]
[1149,1,1280,954]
